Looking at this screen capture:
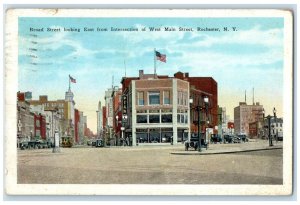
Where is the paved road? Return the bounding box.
[17,146,283,184]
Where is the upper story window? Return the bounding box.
[137,92,144,106]
[163,91,170,105]
[148,91,160,105]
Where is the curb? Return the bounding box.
[170,146,283,155]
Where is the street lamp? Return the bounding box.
[262,108,276,147]
[122,114,128,146]
[273,107,277,142]
[190,96,209,152]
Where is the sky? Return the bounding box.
[18,17,284,133]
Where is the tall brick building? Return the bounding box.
[234,102,264,135]
[120,70,218,146]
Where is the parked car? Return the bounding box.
[223,135,234,143]
[233,135,241,143]
[238,134,249,143]
[210,134,222,144]
[185,135,208,151]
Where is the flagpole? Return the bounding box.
[68,74,71,91]
[154,48,156,78]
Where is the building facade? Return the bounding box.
[234,102,264,135]
[96,101,103,138]
[17,99,34,143]
[119,70,217,146]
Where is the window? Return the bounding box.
[137,92,144,106]
[178,91,182,105]
[161,114,172,123]
[137,115,147,123]
[183,92,187,106]
[137,132,148,143]
[149,92,160,105]
[149,115,160,123]
[163,91,170,105]
[149,129,160,143]
[177,112,188,124]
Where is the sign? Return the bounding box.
[122,95,127,115]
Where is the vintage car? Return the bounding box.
[223,134,234,143]
[210,134,223,144]
[184,135,208,151]
[237,134,249,143]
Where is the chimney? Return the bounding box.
[185,72,189,78]
[139,70,144,78]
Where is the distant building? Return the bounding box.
[74,109,80,144]
[17,97,34,144]
[96,101,103,138]
[78,111,85,144]
[112,88,122,145]
[271,117,283,139]
[34,114,46,140]
[234,102,264,135]
[29,95,74,141]
[104,87,120,145]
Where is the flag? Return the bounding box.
[155,51,166,63]
[69,75,76,83]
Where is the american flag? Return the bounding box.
[69,75,76,83]
[155,51,166,63]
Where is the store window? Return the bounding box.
[137,92,144,106]
[149,115,160,123]
[163,91,170,105]
[149,129,160,143]
[137,132,148,143]
[137,115,147,123]
[161,114,172,123]
[149,92,160,105]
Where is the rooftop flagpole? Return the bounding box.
[68,74,71,91]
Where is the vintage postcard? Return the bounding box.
[5,9,293,195]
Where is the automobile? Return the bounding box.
[210,134,222,144]
[223,135,234,143]
[185,135,208,151]
[91,140,96,146]
[238,134,249,143]
[87,140,92,146]
[233,135,241,143]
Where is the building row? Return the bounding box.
[17,86,93,146]
[96,70,283,145]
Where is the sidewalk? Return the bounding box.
[170,140,283,155]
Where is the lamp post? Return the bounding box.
[122,114,128,146]
[273,107,277,143]
[190,96,209,152]
[116,115,119,146]
[262,108,276,147]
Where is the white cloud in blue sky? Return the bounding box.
[18,17,284,132]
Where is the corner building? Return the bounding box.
[121,70,218,146]
[129,77,190,145]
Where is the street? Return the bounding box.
[17,144,283,184]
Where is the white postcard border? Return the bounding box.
[5,9,293,195]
